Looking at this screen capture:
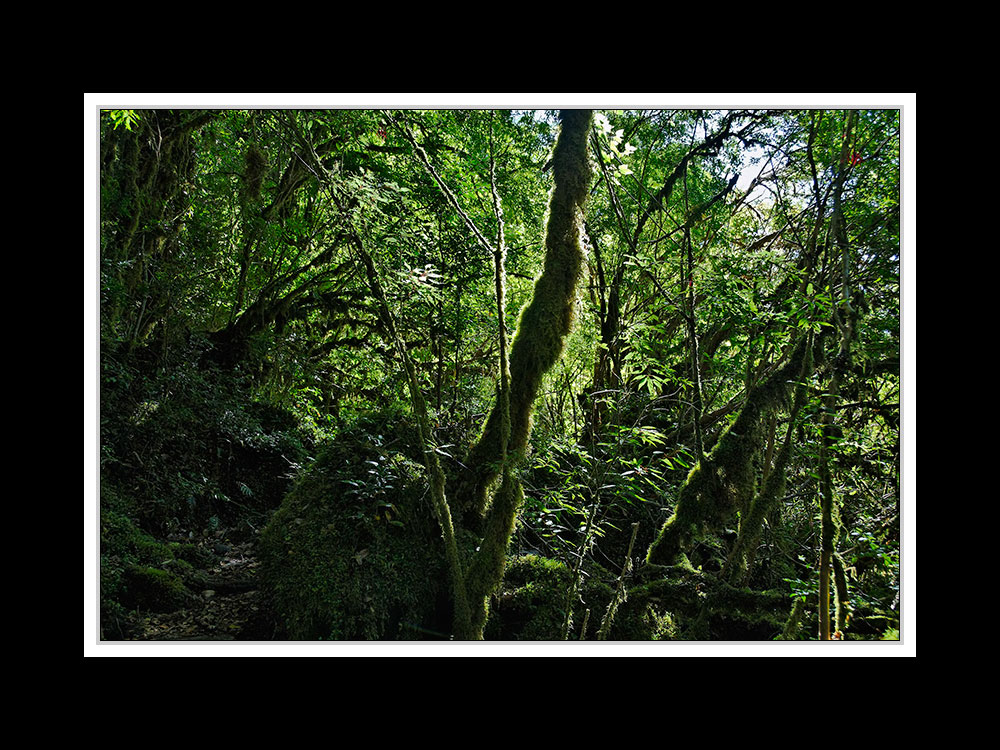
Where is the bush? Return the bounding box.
[258,429,451,640]
[101,352,310,536]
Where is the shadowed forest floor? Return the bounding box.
[127,532,272,641]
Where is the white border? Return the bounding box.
[84,93,915,657]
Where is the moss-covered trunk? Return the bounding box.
[463,110,593,519]
[353,109,594,640]
[460,109,594,637]
[646,335,813,566]
[817,110,859,640]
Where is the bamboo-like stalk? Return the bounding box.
[598,522,640,640]
[562,502,599,640]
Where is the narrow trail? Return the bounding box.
[135,534,276,641]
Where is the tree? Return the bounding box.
[352,109,593,638]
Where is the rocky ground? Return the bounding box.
[132,533,277,641]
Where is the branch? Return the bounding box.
[631,111,748,245]
[351,232,473,638]
[389,113,498,259]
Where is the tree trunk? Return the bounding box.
[461,109,593,636]
[462,110,594,522]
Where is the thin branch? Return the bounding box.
[389,112,497,259]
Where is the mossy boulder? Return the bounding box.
[118,564,198,612]
[258,439,451,640]
[486,555,573,640]
[610,565,790,640]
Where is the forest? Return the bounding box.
[87,98,909,652]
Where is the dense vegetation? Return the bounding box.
[90,103,905,647]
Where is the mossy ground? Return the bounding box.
[118,565,197,612]
[607,566,788,640]
[100,485,270,639]
[101,487,206,636]
[99,347,313,639]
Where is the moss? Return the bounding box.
[483,553,618,641]
[485,555,574,640]
[243,144,267,201]
[633,609,678,640]
[258,440,453,640]
[777,599,806,640]
[101,490,204,634]
[463,110,594,520]
[119,565,196,613]
[101,504,177,566]
[678,578,786,640]
[459,111,595,639]
[607,564,789,640]
[168,541,213,568]
[645,465,711,565]
[608,570,700,639]
[464,470,523,636]
[507,554,572,584]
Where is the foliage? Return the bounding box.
[101,338,311,535]
[100,485,209,637]
[105,109,141,131]
[257,424,452,639]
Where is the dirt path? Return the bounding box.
[135,536,277,641]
